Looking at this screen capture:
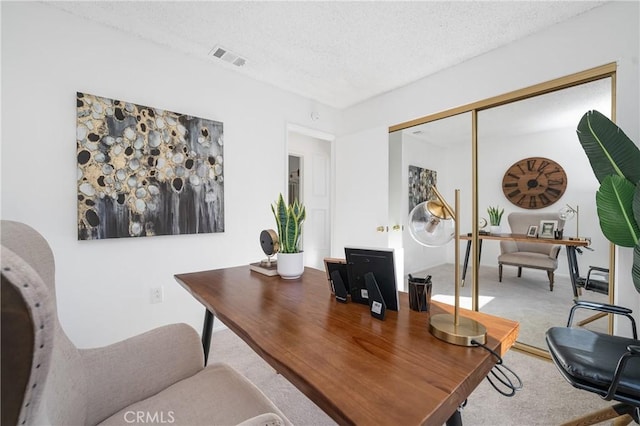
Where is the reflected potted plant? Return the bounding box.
[487,206,504,234]
[272,193,306,279]
[576,110,640,292]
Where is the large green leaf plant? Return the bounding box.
[271,193,306,253]
[576,110,640,292]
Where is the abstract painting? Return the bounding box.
[77,92,224,240]
[408,165,437,212]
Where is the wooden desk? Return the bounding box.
[175,266,519,426]
[460,232,590,246]
[460,233,590,296]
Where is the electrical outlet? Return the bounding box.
[150,286,164,304]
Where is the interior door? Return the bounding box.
[288,143,331,270]
[333,126,389,255]
[288,127,333,270]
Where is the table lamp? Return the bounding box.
[408,186,487,346]
[559,204,586,241]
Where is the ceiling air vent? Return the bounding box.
[209,45,247,67]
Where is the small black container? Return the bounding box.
[408,274,432,312]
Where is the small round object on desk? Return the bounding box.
[260,229,280,256]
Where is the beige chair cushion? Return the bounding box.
[498,252,558,270]
[98,363,288,426]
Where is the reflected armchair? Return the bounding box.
[1,220,291,426]
[546,301,640,424]
[498,212,565,291]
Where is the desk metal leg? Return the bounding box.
[566,246,580,298]
[446,408,463,426]
[461,239,472,287]
[461,238,482,288]
[202,309,214,365]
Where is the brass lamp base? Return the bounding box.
[429,313,487,346]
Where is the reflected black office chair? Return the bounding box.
[582,265,609,294]
[568,247,610,326]
[569,247,609,296]
[546,301,640,425]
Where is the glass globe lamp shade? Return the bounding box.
[559,206,576,221]
[558,204,582,240]
[408,201,455,247]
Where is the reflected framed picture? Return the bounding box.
[539,220,558,239]
[408,165,437,212]
[526,225,538,237]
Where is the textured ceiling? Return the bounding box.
[49,1,606,109]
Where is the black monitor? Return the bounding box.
[345,247,399,311]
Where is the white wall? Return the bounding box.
[332,125,389,253]
[1,2,339,347]
[337,1,640,333]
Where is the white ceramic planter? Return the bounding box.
[277,252,304,279]
[490,225,501,234]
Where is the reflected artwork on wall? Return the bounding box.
[408,165,437,212]
[76,92,224,240]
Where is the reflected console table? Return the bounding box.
[460,233,591,297]
[175,266,519,426]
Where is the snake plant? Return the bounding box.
[487,206,504,226]
[576,110,640,292]
[271,193,306,253]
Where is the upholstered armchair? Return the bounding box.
[498,212,565,291]
[1,220,291,426]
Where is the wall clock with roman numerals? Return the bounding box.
[501,157,567,209]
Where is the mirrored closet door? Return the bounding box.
[388,63,616,354]
[476,77,613,351]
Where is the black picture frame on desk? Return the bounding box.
[527,225,538,237]
[324,258,349,300]
[345,247,399,311]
